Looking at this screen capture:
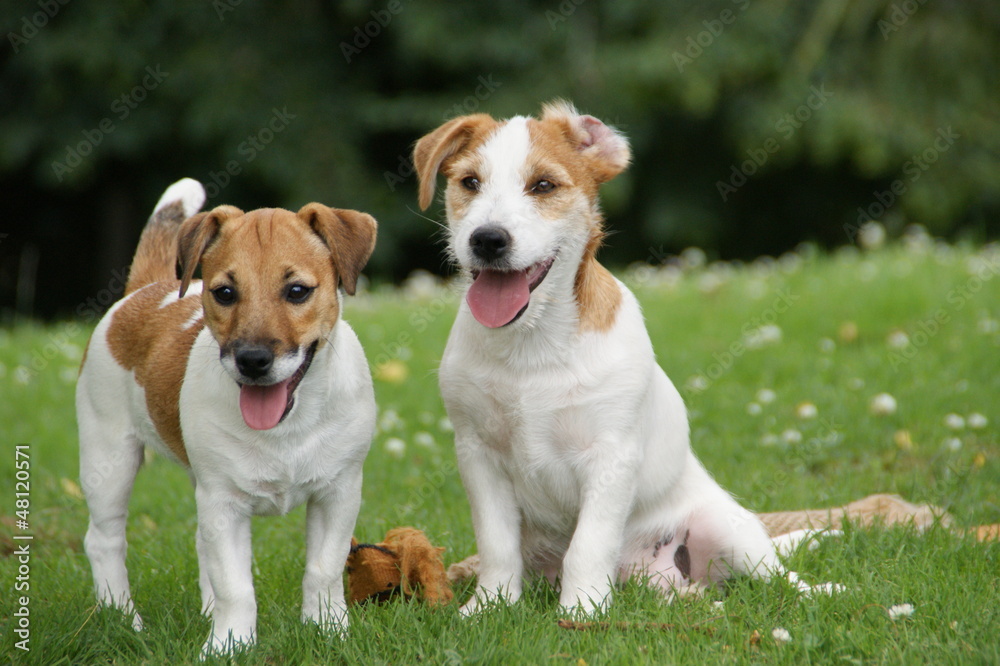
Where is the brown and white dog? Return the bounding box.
[414,102,782,614]
[76,179,377,654]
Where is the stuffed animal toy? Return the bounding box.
[346,527,453,605]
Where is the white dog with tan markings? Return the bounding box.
[76,179,377,654]
[414,102,782,614]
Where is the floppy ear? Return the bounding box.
[541,100,631,183]
[413,114,496,210]
[177,205,243,297]
[299,203,377,296]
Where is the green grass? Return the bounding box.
[1,241,998,664]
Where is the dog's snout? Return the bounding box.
[470,226,511,263]
[234,346,274,380]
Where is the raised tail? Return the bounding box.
[125,178,206,295]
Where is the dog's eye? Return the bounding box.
[212,286,237,306]
[285,284,314,304]
[531,179,556,194]
[461,176,480,192]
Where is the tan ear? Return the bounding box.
[541,100,631,183]
[299,203,377,296]
[413,114,497,210]
[177,205,243,297]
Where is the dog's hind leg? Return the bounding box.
[642,504,781,601]
[78,409,145,630]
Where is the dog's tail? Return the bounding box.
[125,178,206,295]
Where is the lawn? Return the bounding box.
[1,239,998,664]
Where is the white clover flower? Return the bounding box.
[14,366,31,385]
[870,393,898,416]
[818,338,836,353]
[888,604,915,620]
[438,416,454,432]
[944,413,965,430]
[761,433,779,447]
[745,324,783,349]
[401,269,443,300]
[782,429,803,444]
[796,402,818,419]
[384,437,406,458]
[746,402,763,416]
[772,627,792,643]
[967,413,988,429]
[414,431,436,449]
[686,375,710,392]
[858,221,887,250]
[378,409,406,433]
[680,246,707,270]
[977,317,1000,334]
[757,388,777,404]
[886,330,910,349]
[945,437,962,452]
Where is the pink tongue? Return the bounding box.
[466,269,530,328]
[239,380,291,430]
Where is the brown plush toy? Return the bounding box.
[346,527,453,605]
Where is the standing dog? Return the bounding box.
[414,102,781,614]
[76,179,377,653]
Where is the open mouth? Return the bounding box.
[237,341,318,431]
[466,254,556,328]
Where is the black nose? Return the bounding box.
[234,346,274,380]
[470,226,511,263]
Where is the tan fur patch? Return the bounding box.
[574,232,622,333]
[107,282,203,465]
[413,114,500,210]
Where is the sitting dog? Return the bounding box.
[414,102,781,614]
[76,178,377,653]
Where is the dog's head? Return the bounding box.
[414,101,630,329]
[177,204,376,430]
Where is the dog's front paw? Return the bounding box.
[559,588,611,616]
[199,628,255,660]
[460,585,520,616]
[302,606,349,638]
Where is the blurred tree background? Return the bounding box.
[1,0,998,319]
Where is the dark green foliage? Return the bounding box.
[1,1,998,317]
